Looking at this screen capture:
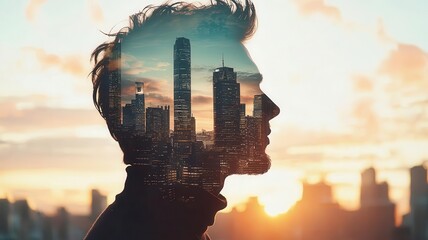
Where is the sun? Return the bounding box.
[256,170,303,217]
[261,188,302,217]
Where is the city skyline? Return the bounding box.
[113,37,271,190]
[1,0,428,230]
[121,28,262,132]
[2,164,427,239]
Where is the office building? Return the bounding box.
[107,42,122,134]
[213,65,241,172]
[173,37,193,164]
[146,106,170,142]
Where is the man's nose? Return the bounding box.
[262,94,280,121]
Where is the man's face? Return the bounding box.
[114,13,279,195]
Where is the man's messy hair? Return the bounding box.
[90,0,256,140]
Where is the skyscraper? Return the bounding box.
[107,41,121,134]
[134,82,146,136]
[90,189,107,222]
[253,94,263,118]
[0,199,10,235]
[410,165,428,240]
[122,103,134,131]
[360,167,377,207]
[173,37,192,163]
[253,94,271,149]
[358,167,395,240]
[191,115,196,142]
[213,65,241,172]
[146,106,170,142]
[360,167,392,207]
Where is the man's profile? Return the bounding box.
[86,0,279,239]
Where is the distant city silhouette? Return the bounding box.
[2,165,428,239]
[208,166,428,240]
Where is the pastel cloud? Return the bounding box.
[240,95,254,104]
[88,0,104,24]
[192,95,212,105]
[352,75,373,92]
[122,54,170,76]
[25,0,47,22]
[377,19,395,44]
[145,93,173,106]
[380,44,428,84]
[0,137,119,170]
[293,0,341,21]
[351,98,378,134]
[121,78,170,104]
[23,47,86,76]
[0,101,102,132]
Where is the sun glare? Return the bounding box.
[257,170,303,217]
[261,186,302,217]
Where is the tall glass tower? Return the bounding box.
[213,65,241,173]
[134,82,145,136]
[173,37,192,163]
[107,41,121,135]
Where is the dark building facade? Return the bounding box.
[90,189,107,222]
[213,66,241,173]
[173,37,193,165]
[146,106,170,142]
[0,199,10,235]
[107,41,122,135]
[253,94,271,150]
[121,82,146,136]
[122,103,134,130]
[358,167,396,240]
[134,82,146,136]
[409,165,428,240]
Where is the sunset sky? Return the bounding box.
[1,0,428,223]
[120,12,263,130]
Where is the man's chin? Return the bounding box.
[228,154,271,175]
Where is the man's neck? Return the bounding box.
[118,165,227,238]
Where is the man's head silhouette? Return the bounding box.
[87,0,279,239]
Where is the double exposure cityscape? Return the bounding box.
[2,0,428,239]
[99,37,272,196]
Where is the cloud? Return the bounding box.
[293,0,341,21]
[192,66,216,73]
[88,0,104,24]
[23,47,86,76]
[25,0,47,22]
[275,126,365,148]
[0,137,119,170]
[240,95,254,104]
[351,98,378,134]
[237,72,263,98]
[121,78,169,104]
[352,75,373,92]
[122,54,145,75]
[122,54,170,76]
[237,72,262,84]
[376,19,395,44]
[156,62,170,68]
[379,43,428,84]
[145,93,173,105]
[122,78,164,94]
[122,91,173,107]
[192,95,212,105]
[283,151,324,163]
[0,101,102,132]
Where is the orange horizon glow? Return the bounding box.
[1,0,428,231]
